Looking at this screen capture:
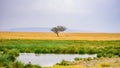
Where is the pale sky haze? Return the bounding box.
[0,0,120,32]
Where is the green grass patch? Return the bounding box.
[0,39,120,56]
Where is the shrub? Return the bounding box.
[7,49,19,57]
[2,48,9,54]
[87,48,98,54]
[31,65,42,68]
[24,63,41,68]
[74,57,83,61]
[35,49,41,54]
[12,61,24,68]
[7,55,16,62]
[74,57,80,61]
[87,57,92,61]
[118,53,120,57]
[24,48,32,53]
[97,53,103,58]
[24,63,32,68]
[0,54,9,66]
[106,54,113,58]
[79,49,86,54]
[56,60,70,66]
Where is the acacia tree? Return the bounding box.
[51,26,66,37]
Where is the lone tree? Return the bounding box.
[51,26,66,37]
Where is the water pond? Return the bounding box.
[17,53,97,67]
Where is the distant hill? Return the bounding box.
[10,27,90,32]
[10,27,51,32]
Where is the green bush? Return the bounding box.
[12,61,24,68]
[24,48,32,53]
[74,57,82,61]
[7,55,16,62]
[79,49,86,54]
[0,54,9,66]
[7,49,19,57]
[118,53,120,57]
[87,57,92,61]
[24,63,41,68]
[35,49,41,54]
[74,57,80,61]
[2,48,9,54]
[31,65,42,68]
[57,60,70,66]
[97,53,103,58]
[106,54,113,58]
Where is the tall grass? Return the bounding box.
[0,39,120,57]
[0,39,120,67]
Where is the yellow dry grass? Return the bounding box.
[53,65,84,68]
[52,58,120,68]
[0,32,120,40]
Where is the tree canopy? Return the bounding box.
[51,26,66,37]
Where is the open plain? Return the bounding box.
[0,32,120,40]
[0,32,120,68]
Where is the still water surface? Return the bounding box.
[17,53,97,67]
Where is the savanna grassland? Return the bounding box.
[0,32,120,40]
[0,32,120,68]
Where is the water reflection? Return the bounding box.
[17,53,97,67]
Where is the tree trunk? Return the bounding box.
[56,33,59,37]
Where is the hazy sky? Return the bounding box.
[0,0,120,32]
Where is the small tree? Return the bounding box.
[51,26,66,37]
